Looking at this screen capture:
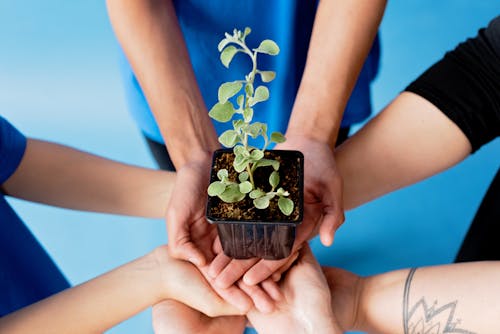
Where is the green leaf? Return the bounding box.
[217,169,228,181]
[276,187,289,196]
[218,81,243,104]
[269,170,280,188]
[236,95,244,109]
[233,145,246,156]
[234,160,248,173]
[220,45,239,68]
[208,181,226,196]
[258,71,276,83]
[243,107,253,122]
[249,188,266,199]
[218,184,246,203]
[278,197,294,216]
[254,195,272,209]
[270,131,286,143]
[239,181,253,194]
[232,119,244,131]
[253,158,280,171]
[254,40,280,55]
[249,86,269,106]
[247,122,264,138]
[209,101,235,123]
[250,149,264,160]
[218,38,230,52]
[238,171,249,182]
[218,130,239,148]
[245,83,254,97]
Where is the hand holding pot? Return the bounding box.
[246,245,342,334]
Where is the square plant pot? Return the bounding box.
[206,148,303,260]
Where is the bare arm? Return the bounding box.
[106,0,219,167]
[287,0,386,145]
[358,262,500,333]
[337,92,472,210]
[2,139,173,218]
[0,246,240,334]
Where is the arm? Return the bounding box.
[2,139,173,218]
[106,0,219,167]
[0,246,241,334]
[287,0,386,146]
[324,262,500,333]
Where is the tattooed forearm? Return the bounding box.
[402,268,476,334]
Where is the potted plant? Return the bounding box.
[206,27,303,260]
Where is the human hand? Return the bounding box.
[246,245,342,334]
[152,300,245,334]
[208,134,344,288]
[166,158,215,267]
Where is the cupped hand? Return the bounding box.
[163,160,280,313]
[209,134,344,287]
[246,245,342,334]
[166,158,215,267]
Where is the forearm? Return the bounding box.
[107,0,219,167]
[355,262,500,333]
[336,92,471,210]
[0,251,163,334]
[287,0,386,146]
[2,139,173,218]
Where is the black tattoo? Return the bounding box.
[403,268,476,334]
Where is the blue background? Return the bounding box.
[1,1,499,333]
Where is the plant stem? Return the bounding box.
[246,164,255,188]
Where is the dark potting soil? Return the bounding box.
[207,150,302,223]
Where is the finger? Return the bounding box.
[208,252,232,278]
[197,265,253,314]
[214,258,259,289]
[261,278,283,302]
[212,235,223,254]
[167,241,206,267]
[270,250,301,282]
[242,256,290,286]
[237,280,275,313]
[319,208,345,247]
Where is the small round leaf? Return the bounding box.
[250,149,264,160]
[269,171,280,188]
[209,101,235,123]
[278,197,294,216]
[217,169,228,181]
[249,189,266,199]
[239,181,253,194]
[238,171,249,182]
[218,81,243,104]
[218,130,239,148]
[243,107,254,122]
[218,184,246,203]
[220,45,239,68]
[254,40,280,55]
[270,131,286,143]
[250,86,269,106]
[208,181,226,197]
[258,71,276,83]
[254,195,271,209]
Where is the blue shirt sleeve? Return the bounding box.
[0,116,27,184]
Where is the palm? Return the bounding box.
[166,159,217,265]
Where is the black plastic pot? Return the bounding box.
[206,149,303,260]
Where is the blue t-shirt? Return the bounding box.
[119,0,380,144]
[0,117,69,316]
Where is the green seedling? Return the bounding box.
[207,27,294,216]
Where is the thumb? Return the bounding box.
[319,207,345,247]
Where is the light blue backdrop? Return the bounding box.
[1,1,499,333]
